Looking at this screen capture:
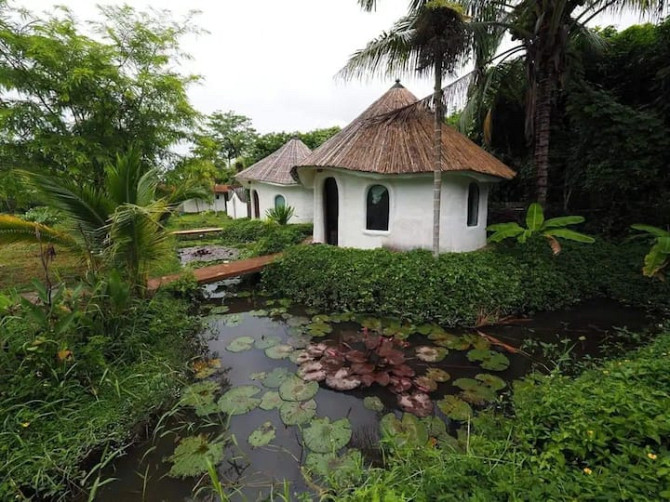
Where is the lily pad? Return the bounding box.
[475,373,507,391]
[329,312,356,323]
[264,344,294,360]
[467,349,510,371]
[250,371,266,381]
[382,320,414,339]
[463,334,491,350]
[425,368,450,383]
[360,317,382,331]
[254,336,281,350]
[437,395,473,422]
[262,367,292,388]
[413,376,438,393]
[363,396,385,412]
[280,399,317,425]
[303,417,352,453]
[167,434,226,478]
[209,305,230,314]
[279,377,319,402]
[312,314,331,323]
[248,309,269,317]
[422,416,448,440]
[248,421,276,447]
[191,358,221,379]
[415,346,448,362]
[453,378,497,405]
[325,367,361,391]
[179,381,219,416]
[286,316,310,328]
[306,321,332,337]
[218,385,261,415]
[226,336,255,352]
[397,392,433,417]
[259,391,283,410]
[304,449,362,484]
[221,314,243,326]
[380,413,428,448]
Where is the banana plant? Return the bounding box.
[631,224,670,279]
[487,202,594,254]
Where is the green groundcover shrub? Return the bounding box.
[339,329,670,501]
[217,220,312,256]
[262,239,670,325]
[0,287,201,499]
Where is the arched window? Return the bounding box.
[467,183,480,227]
[274,195,286,209]
[366,185,389,231]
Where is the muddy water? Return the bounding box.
[95,288,649,502]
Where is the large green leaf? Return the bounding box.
[631,224,670,238]
[179,381,220,416]
[543,215,585,228]
[226,336,255,352]
[280,399,317,425]
[259,391,283,410]
[265,344,294,359]
[262,367,292,388]
[304,450,362,484]
[643,239,670,277]
[544,228,595,243]
[380,413,428,448]
[0,214,78,248]
[486,222,524,243]
[217,385,261,415]
[248,422,276,448]
[303,417,352,453]
[525,203,544,231]
[167,435,226,478]
[437,395,472,421]
[279,376,319,402]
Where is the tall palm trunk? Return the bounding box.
[432,56,443,257]
[533,74,552,205]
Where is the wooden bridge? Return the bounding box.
[147,253,280,291]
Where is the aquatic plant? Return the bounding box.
[279,399,317,425]
[259,391,283,410]
[179,381,220,417]
[217,385,261,415]
[254,335,281,349]
[261,367,292,388]
[264,344,294,359]
[363,396,385,412]
[191,358,222,379]
[303,417,352,453]
[466,349,510,371]
[279,376,319,401]
[436,395,472,421]
[304,449,363,484]
[167,434,226,478]
[415,346,448,362]
[248,422,276,448]
[226,336,255,352]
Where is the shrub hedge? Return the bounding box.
[339,328,670,500]
[262,239,670,326]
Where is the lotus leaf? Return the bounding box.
[259,391,282,410]
[279,377,319,401]
[437,395,473,421]
[363,396,385,412]
[380,413,429,448]
[286,315,310,327]
[248,421,276,447]
[463,334,491,350]
[280,399,317,425]
[179,381,219,416]
[422,416,448,440]
[226,336,255,352]
[304,450,362,484]
[167,434,225,478]
[467,349,510,371]
[329,312,356,323]
[415,346,448,362]
[397,392,433,417]
[250,371,266,381]
[444,336,473,351]
[209,305,230,314]
[303,417,352,453]
[264,344,294,359]
[218,385,261,415]
[262,367,292,388]
[269,307,287,317]
[306,321,332,337]
[254,336,281,350]
[248,309,269,317]
[425,368,450,382]
[476,373,507,391]
[453,378,497,405]
[360,317,382,331]
[221,314,243,326]
[414,376,438,392]
[382,320,414,339]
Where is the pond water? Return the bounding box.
[96,281,649,501]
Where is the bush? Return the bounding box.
[22,206,62,226]
[338,330,670,500]
[262,239,670,326]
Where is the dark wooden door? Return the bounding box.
[323,177,339,245]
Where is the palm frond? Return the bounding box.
[0,214,78,248]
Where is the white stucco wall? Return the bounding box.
[226,192,249,219]
[304,168,494,253]
[245,182,314,224]
[180,196,227,214]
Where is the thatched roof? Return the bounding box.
[293,82,515,180]
[237,137,311,185]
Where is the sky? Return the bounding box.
[20,0,651,135]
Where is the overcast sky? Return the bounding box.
[20,0,651,134]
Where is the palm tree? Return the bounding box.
[361,0,666,206]
[0,148,209,291]
[341,0,470,256]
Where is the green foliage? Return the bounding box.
[246,127,340,165]
[23,206,62,227]
[0,4,199,187]
[0,281,200,499]
[262,241,670,326]
[487,202,594,253]
[192,110,257,169]
[337,330,670,500]
[266,205,295,225]
[167,435,226,479]
[631,224,670,278]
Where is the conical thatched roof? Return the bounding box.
[293,82,515,180]
[237,137,311,185]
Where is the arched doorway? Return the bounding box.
[323,177,339,245]
[252,190,260,219]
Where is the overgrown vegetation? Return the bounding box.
[333,327,670,500]
[263,240,670,325]
[0,281,201,500]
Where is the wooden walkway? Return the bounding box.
[147,254,280,291]
[171,227,223,237]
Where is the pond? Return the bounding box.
[96,281,649,501]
